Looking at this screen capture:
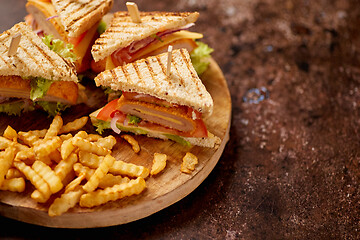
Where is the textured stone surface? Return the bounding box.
[1,0,360,239]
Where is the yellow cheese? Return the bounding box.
[73,23,98,64]
[135,108,183,126]
[105,56,116,70]
[131,31,203,60]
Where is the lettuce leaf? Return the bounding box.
[93,120,111,134]
[36,101,70,116]
[42,35,77,62]
[0,101,34,116]
[190,41,214,75]
[127,115,141,125]
[97,20,107,35]
[30,77,53,101]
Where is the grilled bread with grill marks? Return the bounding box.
[52,0,113,38]
[91,11,199,62]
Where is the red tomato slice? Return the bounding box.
[68,30,87,48]
[96,99,119,121]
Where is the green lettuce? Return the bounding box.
[93,119,148,135]
[42,35,77,62]
[127,115,141,125]
[190,41,214,75]
[97,20,107,35]
[36,101,70,116]
[164,134,191,147]
[0,101,34,116]
[93,120,111,134]
[30,77,53,101]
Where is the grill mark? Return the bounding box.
[171,55,185,87]
[0,41,14,70]
[19,45,43,75]
[66,1,106,29]
[180,49,198,80]
[121,65,132,85]
[132,61,144,86]
[144,60,160,88]
[155,55,167,76]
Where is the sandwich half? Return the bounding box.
[25,0,113,73]
[90,48,220,148]
[0,22,79,116]
[90,10,206,73]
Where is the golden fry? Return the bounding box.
[0,177,25,192]
[5,168,24,179]
[59,133,72,141]
[82,154,115,193]
[72,137,110,156]
[44,114,63,140]
[15,149,35,165]
[0,136,29,151]
[180,152,198,174]
[78,151,103,168]
[65,173,85,193]
[80,177,146,208]
[98,174,130,189]
[60,138,75,160]
[32,160,63,194]
[59,116,88,134]
[150,153,167,175]
[121,134,140,153]
[13,161,51,197]
[86,134,102,142]
[3,126,17,141]
[96,135,117,150]
[110,160,150,178]
[33,137,62,161]
[54,153,78,181]
[73,163,95,179]
[0,145,16,186]
[48,187,85,217]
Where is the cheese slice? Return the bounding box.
[73,23,99,65]
[130,30,203,61]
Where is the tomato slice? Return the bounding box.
[68,30,87,48]
[96,99,119,121]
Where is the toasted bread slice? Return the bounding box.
[94,48,213,116]
[0,22,77,82]
[91,11,199,62]
[52,0,113,38]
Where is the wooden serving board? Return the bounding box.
[0,58,231,228]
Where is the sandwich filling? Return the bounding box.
[94,92,208,138]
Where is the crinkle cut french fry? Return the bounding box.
[151,153,167,175]
[78,151,103,168]
[44,114,63,140]
[54,153,78,181]
[18,130,44,147]
[0,177,25,192]
[98,174,130,189]
[0,145,16,186]
[15,149,35,165]
[181,152,198,174]
[0,136,29,151]
[96,135,116,150]
[65,173,85,194]
[72,137,110,156]
[121,135,140,153]
[86,134,102,142]
[110,160,150,178]
[60,138,75,160]
[33,137,62,160]
[59,133,72,141]
[32,160,63,193]
[5,168,24,179]
[13,161,51,197]
[73,163,95,180]
[82,154,115,193]
[59,116,88,134]
[3,126,17,141]
[79,177,146,208]
[48,187,85,217]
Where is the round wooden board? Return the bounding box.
[0,58,231,228]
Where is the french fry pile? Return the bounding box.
[0,114,199,217]
[0,115,148,216]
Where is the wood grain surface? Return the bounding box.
[0,58,231,228]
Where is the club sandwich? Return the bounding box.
[0,22,80,116]
[25,0,113,73]
[90,48,220,148]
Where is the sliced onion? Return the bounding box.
[46,15,58,21]
[110,112,122,134]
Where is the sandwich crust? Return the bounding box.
[91,11,199,62]
[94,48,213,116]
